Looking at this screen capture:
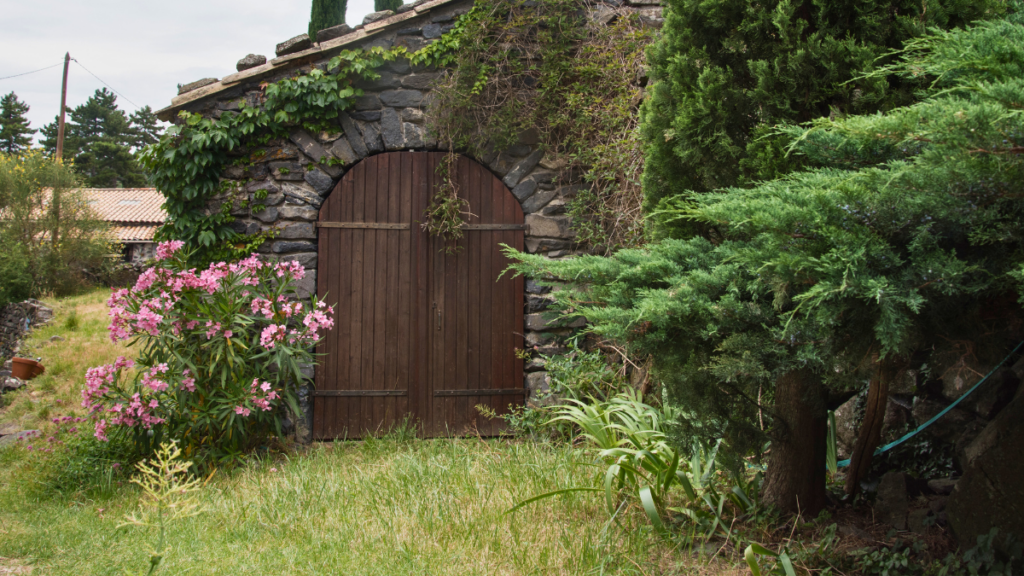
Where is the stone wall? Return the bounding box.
[158,0,663,406]
[0,299,54,366]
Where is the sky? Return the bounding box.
[0,0,377,142]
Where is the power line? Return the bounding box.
[71,58,140,109]
[0,62,64,81]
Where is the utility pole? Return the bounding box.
[55,52,70,161]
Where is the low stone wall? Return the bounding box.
[0,299,54,367]
[160,0,664,403]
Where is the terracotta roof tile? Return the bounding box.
[81,188,167,224]
[111,225,160,242]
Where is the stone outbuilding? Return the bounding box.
[156,0,663,439]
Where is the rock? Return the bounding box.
[277,205,319,221]
[503,150,545,188]
[270,161,304,181]
[1,376,24,391]
[349,111,381,122]
[403,123,425,148]
[316,23,354,43]
[0,423,22,436]
[512,178,538,202]
[363,10,394,25]
[329,138,360,166]
[356,72,402,91]
[908,509,931,534]
[874,471,909,530]
[281,182,324,208]
[912,397,977,444]
[288,130,341,176]
[588,4,617,25]
[527,294,554,313]
[358,121,385,153]
[49,335,64,342]
[304,168,336,196]
[541,200,567,216]
[525,313,584,331]
[253,206,279,223]
[275,222,316,240]
[276,34,312,57]
[525,357,546,372]
[927,478,957,495]
[339,115,369,158]
[947,392,1024,550]
[396,3,415,13]
[380,90,424,108]
[526,372,552,404]
[277,252,318,269]
[178,78,218,95]
[272,241,317,254]
[402,73,441,90]
[526,279,552,294]
[401,108,425,123]
[0,430,40,448]
[423,23,444,38]
[380,108,405,150]
[522,189,557,214]
[354,94,382,111]
[526,214,574,238]
[236,54,266,72]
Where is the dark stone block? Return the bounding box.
[355,72,402,91]
[236,54,266,72]
[380,90,424,108]
[349,111,381,122]
[380,108,405,150]
[178,78,218,95]
[397,27,422,36]
[526,279,552,294]
[354,94,382,111]
[423,23,443,38]
[401,73,441,90]
[339,114,369,158]
[304,168,335,196]
[316,23,354,43]
[276,34,312,57]
[272,241,317,254]
[359,121,385,153]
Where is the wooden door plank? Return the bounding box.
[413,152,429,434]
[466,158,483,435]
[454,156,470,434]
[372,154,390,433]
[349,157,369,438]
[477,164,495,436]
[397,152,413,429]
[384,153,403,431]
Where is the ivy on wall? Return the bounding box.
[413,0,655,251]
[140,48,403,265]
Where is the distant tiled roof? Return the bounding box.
[81,188,166,224]
[111,224,160,242]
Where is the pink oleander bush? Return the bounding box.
[81,240,334,459]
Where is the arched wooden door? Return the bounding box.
[313,152,525,439]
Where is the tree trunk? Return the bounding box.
[844,356,901,495]
[762,368,828,518]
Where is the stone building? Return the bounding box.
[156,0,662,438]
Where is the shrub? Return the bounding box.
[81,241,335,461]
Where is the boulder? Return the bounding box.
[316,23,354,43]
[362,10,394,25]
[275,34,312,57]
[178,78,218,95]
[833,395,859,456]
[912,397,977,444]
[874,471,909,530]
[927,478,957,495]
[1,376,24,391]
[947,391,1024,550]
[236,54,266,72]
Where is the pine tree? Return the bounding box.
[639,0,1004,236]
[510,8,1024,515]
[309,0,348,41]
[0,92,36,155]
[375,0,402,12]
[41,89,158,187]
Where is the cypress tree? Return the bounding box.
[0,92,35,155]
[511,8,1024,515]
[640,0,1004,237]
[309,0,348,41]
[375,0,402,12]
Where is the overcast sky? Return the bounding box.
[0,0,378,142]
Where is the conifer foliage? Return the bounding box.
[0,92,35,155]
[640,0,1003,234]
[510,8,1024,514]
[375,0,402,12]
[309,0,348,40]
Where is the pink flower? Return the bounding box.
[234,406,251,417]
[223,330,233,339]
[155,240,185,261]
[181,377,196,392]
[94,420,108,442]
[260,324,287,349]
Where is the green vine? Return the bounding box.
[140,48,405,265]
[421,151,469,253]
[412,0,655,252]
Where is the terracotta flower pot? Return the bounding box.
[11,358,44,380]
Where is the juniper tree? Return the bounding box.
[309,0,348,40]
[510,10,1024,514]
[375,0,402,12]
[0,92,35,155]
[640,0,1004,237]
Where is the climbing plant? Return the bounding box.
[413,0,655,252]
[139,48,403,265]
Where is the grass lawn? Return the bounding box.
[0,290,728,575]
